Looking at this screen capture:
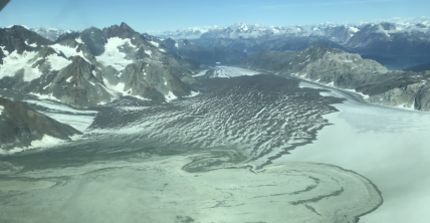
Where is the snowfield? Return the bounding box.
[50,43,92,64]
[277,80,430,223]
[0,50,42,82]
[23,99,98,132]
[96,37,135,71]
[209,66,263,78]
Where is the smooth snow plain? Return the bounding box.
[276,80,430,223]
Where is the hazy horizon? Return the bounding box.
[0,0,429,33]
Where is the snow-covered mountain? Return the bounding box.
[149,26,220,40]
[151,18,430,69]
[0,23,203,109]
[29,26,75,41]
[200,22,360,43]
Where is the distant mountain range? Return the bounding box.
[151,18,430,69]
[29,26,75,41]
[153,17,430,41]
[150,26,220,40]
[17,17,430,69]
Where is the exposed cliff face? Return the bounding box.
[115,60,192,102]
[356,71,430,110]
[0,23,203,108]
[0,97,81,151]
[236,45,430,111]
[237,45,392,89]
[50,56,112,108]
[80,27,107,56]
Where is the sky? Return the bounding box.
[0,0,429,33]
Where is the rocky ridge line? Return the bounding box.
[235,45,430,111]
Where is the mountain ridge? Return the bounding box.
[235,45,430,111]
[151,18,430,69]
[0,22,204,109]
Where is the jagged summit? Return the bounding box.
[102,22,139,39]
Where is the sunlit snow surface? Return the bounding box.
[210,65,262,78]
[50,43,91,64]
[6,66,425,223]
[278,81,430,223]
[0,50,42,82]
[23,99,98,132]
[95,37,135,71]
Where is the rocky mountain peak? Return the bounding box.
[102,22,139,39]
[120,22,132,30]
[80,27,107,56]
[0,25,53,58]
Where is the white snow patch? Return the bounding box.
[102,78,128,95]
[50,44,91,64]
[30,135,65,148]
[0,50,42,82]
[148,41,159,47]
[42,83,51,90]
[96,37,135,71]
[175,42,178,48]
[0,135,68,155]
[24,40,37,47]
[193,69,209,77]
[160,49,166,53]
[165,91,177,102]
[144,50,152,57]
[0,46,9,56]
[23,99,98,132]
[23,99,98,115]
[344,88,370,99]
[0,105,4,115]
[46,54,72,71]
[349,27,359,32]
[210,66,262,78]
[75,37,83,44]
[29,93,61,102]
[183,91,200,98]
